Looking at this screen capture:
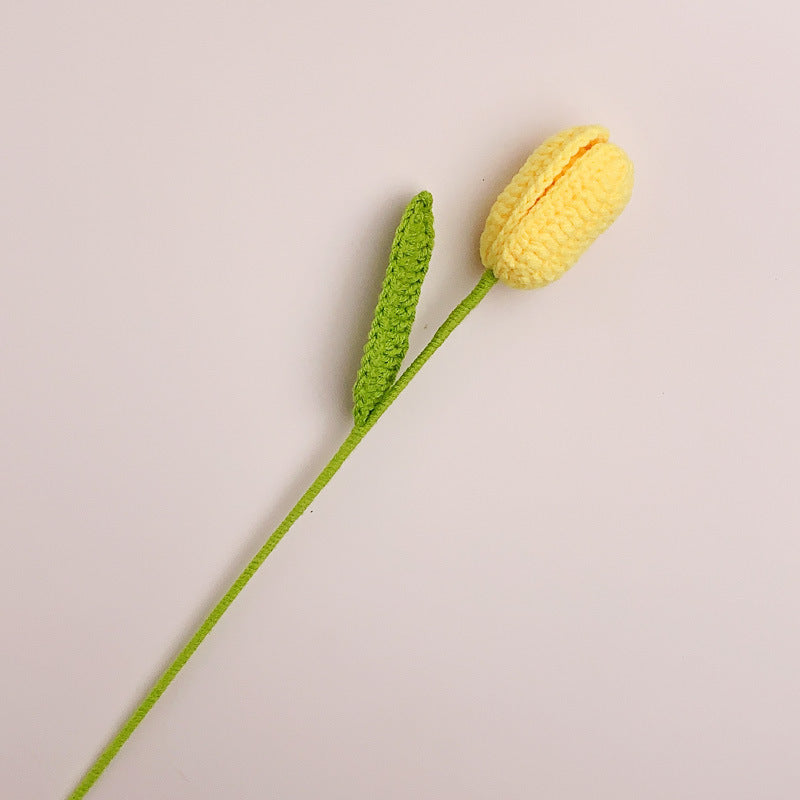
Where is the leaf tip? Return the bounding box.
[412,190,433,211]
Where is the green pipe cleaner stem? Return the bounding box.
[66,268,498,800]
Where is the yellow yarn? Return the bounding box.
[480,125,634,289]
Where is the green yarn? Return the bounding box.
[66,425,366,800]
[66,269,497,800]
[353,191,434,426]
[360,268,497,428]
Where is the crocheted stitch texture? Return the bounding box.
[480,125,633,288]
[353,191,434,425]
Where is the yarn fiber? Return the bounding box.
[480,125,633,289]
[353,191,434,426]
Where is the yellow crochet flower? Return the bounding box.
[480,125,634,289]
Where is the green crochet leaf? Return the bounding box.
[353,191,434,426]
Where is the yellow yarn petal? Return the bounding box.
[480,125,633,289]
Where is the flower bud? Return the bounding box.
[480,125,633,289]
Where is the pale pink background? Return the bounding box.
[2,2,798,798]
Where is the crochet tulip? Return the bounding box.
[66,125,634,800]
[480,125,634,288]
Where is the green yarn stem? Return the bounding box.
[66,268,498,800]
[361,268,498,430]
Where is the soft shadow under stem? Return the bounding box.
[66,269,498,800]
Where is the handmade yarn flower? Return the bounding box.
[67,124,634,799]
[481,125,634,288]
